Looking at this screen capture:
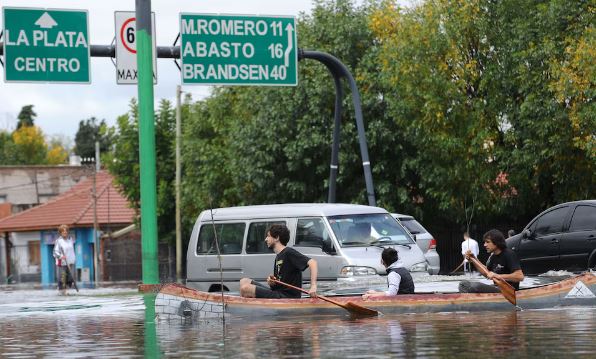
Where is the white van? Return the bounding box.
[186,203,428,292]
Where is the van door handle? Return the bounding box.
[588,235,596,240]
[551,238,559,244]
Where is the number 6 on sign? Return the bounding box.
[114,11,157,85]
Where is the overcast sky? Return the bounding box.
[0,0,319,143]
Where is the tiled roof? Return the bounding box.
[0,171,137,232]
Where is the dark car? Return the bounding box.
[506,200,596,275]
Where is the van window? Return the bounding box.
[328,213,412,247]
[196,223,245,255]
[246,221,286,254]
[296,218,330,249]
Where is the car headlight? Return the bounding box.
[340,266,377,277]
[409,262,427,272]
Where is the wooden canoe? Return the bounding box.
[155,272,596,321]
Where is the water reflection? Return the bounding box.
[155,308,596,358]
[0,291,594,358]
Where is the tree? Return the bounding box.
[370,0,595,225]
[16,105,36,129]
[12,125,47,164]
[181,0,393,214]
[107,99,177,243]
[74,117,114,159]
[0,130,17,165]
[46,137,69,165]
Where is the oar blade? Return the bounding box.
[495,279,516,305]
[344,302,381,317]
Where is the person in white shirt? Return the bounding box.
[53,224,76,295]
[461,232,479,272]
[362,247,415,300]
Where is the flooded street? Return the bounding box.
[1,283,595,358]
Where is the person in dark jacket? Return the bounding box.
[362,247,415,300]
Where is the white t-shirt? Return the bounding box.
[53,236,76,266]
[461,238,479,263]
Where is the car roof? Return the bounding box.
[199,203,389,221]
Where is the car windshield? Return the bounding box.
[399,218,427,235]
[328,213,414,247]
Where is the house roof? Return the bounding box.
[0,171,137,232]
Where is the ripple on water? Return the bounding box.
[0,291,595,358]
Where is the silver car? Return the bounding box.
[392,213,440,274]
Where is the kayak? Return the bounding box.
[155,272,596,321]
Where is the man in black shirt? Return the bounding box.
[459,229,525,293]
[239,224,318,299]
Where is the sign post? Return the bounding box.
[2,7,90,83]
[114,11,157,84]
[180,14,297,86]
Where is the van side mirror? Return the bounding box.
[411,234,417,241]
[522,229,533,239]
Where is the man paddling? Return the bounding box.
[239,224,318,299]
[459,229,524,293]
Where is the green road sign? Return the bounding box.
[2,7,90,83]
[180,14,297,86]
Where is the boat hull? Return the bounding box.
[155,272,596,321]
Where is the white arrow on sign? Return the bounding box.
[35,12,58,29]
[284,23,294,67]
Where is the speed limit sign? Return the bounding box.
[114,11,157,84]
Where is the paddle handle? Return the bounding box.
[270,279,343,306]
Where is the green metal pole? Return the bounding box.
[136,0,159,284]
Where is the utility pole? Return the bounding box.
[136,0,159,284]
[93,141,100,285]
[175,85,182,282]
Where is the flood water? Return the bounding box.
[0,288,595,358]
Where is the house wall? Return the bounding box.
[0,166,89,214]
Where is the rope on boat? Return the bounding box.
[209,202,226,324]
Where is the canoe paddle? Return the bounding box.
[271,278,380,317]
[467,256,516,305]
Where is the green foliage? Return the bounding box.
[0,130,18,165]
[104,0,593,240]
[106,99,177,243]
[371,0,595,225]
[74,117,114,159]
[11,126,47,165]
[16,105,36,129]
[181,0,390,216]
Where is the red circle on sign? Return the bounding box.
[120,17,136,54]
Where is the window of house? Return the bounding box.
[28,241,40,265]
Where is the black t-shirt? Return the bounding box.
[486,248,522,290]
[270,247,311,298]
